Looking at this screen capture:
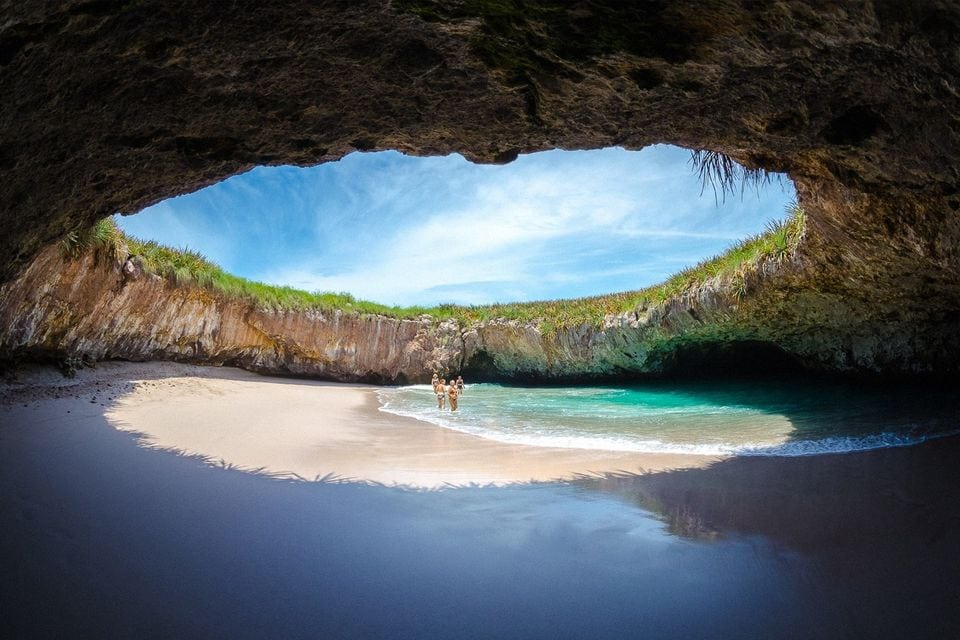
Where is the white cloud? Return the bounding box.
[263,155,760,304]
[122,146,795,306]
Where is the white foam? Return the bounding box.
[377,390,959,457]
[735,430,960,457]
[378,400,760,455]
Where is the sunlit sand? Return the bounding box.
[96,363,717,487]
[4,361,960,638]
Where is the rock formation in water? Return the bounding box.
[2,1,959,376]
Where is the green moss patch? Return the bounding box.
[395,0,700,69]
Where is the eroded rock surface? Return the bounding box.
[3,242,955,382]
[2,1,960,374]
[0,247,467,382]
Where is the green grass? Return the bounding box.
[59,218,457,317]
[60,217,127,262]
[653,203,806,302]
[690,149,778,204]
[62,203,805,328]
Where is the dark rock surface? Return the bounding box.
[2,1,960,374]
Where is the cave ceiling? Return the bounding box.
[1,0,959,291]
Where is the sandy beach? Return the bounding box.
[67,362,717,487]
[2,361,960,638]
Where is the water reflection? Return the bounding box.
[581,435,960,637]
[4,394,960,639]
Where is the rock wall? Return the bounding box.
[2,2,960,375]
[4,239,957,382]
[0,246,464,382]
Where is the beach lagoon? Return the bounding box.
[378,378,960,456]
[3,363,960,639]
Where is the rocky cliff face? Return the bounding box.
[4,240,955,383]
[0,246,464,382]
[2,1,960,376]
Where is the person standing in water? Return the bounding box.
[456,375,465,395]
[447,379,459,412]
[435,377,446,410]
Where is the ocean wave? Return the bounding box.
[377,401,740,454]
[376,390,959,457]
[735,430,960,457]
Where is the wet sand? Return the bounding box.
[94,363,716,486]
[2,362,959,639]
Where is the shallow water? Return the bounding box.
[4,395,960,639]
[5,363,960,639]
[379,378,960,456]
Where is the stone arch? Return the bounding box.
[2,0,959,374]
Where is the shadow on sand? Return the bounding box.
[578,435,960,637]
[3,368,960,639]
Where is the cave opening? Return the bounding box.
[5,4,960,637]
[112,144,796,310]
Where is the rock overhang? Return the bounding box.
[2,0,960,374]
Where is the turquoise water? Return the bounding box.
[377,380,960,456]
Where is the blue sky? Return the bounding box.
[115,145,794,306]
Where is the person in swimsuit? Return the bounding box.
[456,375,464,394]
[436,378,446,410]
[447,379,459,411]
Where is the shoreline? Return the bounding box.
[98,363,720,487]
[2,360,952,487]
[1,361,720,487]
[3,360,960,638]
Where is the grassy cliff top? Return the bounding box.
[61,204,804,328]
